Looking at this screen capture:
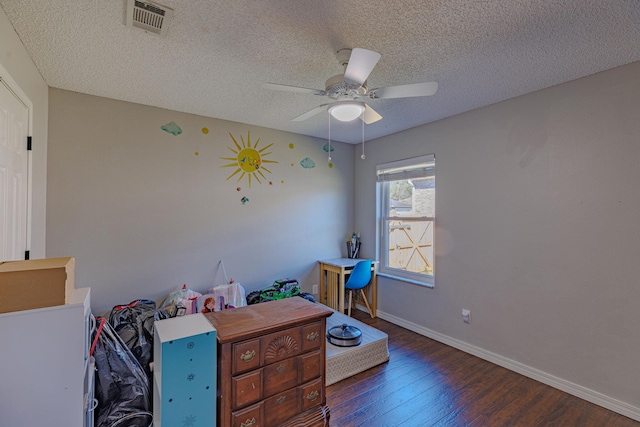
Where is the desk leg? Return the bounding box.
[339,269,346,314]
[319,263,325,305]
[371,264,377,318]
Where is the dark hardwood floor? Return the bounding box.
[326,309,638,427]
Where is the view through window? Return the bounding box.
[377,154,435,286]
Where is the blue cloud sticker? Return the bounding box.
[300,157,316,169]
[161,121,182,136]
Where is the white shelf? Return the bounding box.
[0,287,92,426]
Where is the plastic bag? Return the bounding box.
[205,282,247,310]
[92,318,152,427]
[108,299,159,379]
[162,284,202,315]
[208,260,247,309]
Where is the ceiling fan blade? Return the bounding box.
[372,81,438,99]
[343,48,381,87]
[292,104,329,121]
[263,82,326,96]
[361,104,382,124]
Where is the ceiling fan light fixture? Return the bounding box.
[328,102,365,122]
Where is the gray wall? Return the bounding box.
[354,61,640,414]
[46,89,354,314]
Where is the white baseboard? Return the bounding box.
[374,309,640,422]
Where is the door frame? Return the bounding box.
[0,61,33,259]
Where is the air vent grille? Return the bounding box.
[126,0,173,36]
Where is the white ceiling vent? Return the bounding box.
[126,0,173,36]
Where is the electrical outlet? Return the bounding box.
[462,309,471,324]
[312,284,319,295]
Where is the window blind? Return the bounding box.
[376,154,435,182]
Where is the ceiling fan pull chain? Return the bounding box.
[328,115,332,162]
[361,119,366,160]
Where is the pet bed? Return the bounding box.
[324,307,389,386]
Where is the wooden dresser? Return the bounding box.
[205,297,333,427]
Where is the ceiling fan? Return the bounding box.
[263,48,438,124]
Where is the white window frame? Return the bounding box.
[376,154,435,287]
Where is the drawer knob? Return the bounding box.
[277,395,287,404]
[306,390,319,402]
[240,418,256,427]
[306,331,319,342]
[240,349,256,363]
[276,364,286,372]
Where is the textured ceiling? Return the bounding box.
[2,0,640,143]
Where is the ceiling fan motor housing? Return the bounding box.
[325,74,367,99]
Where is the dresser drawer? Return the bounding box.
[299,350,321,383]
[263,387,298,426]
[301,321,323,352]
[233,338,261,375]
[231,402,263,427]
[232,369,263,409]
[263,356,298,398]
[300,378,323,412]
[262,326,302,365]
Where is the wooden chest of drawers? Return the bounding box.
[206,297,333,427]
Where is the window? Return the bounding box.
[376,154,435,286]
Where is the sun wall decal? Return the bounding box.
[221,131,277,188]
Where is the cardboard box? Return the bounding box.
[0,257,75,314]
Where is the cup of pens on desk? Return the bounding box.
[346,233,361,259]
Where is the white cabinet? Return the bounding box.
[0,287,92,426]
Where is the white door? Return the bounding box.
[0,78,29,261]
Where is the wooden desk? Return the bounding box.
[318,258,377,317]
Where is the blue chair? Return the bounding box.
[344,260,373,317]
